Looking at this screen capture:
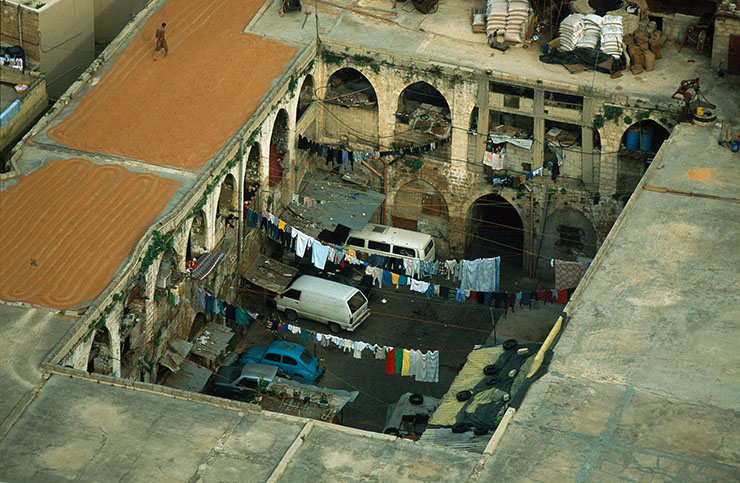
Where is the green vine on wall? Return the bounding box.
[139,230,174,275]
[190,182,216,218]
[603,105,623,122]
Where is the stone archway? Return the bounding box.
[617,120,671,193]
[465,194,524,274]
[187,210,208,261]
[87,326,113,375]
[269,109,289,187]
[297,75,315,122]
[396,81,451,162]
[392,179,450,259]
[538,207,598,279]
[189,312,208,341]
[243,142,262,215]
[324,67,378,142]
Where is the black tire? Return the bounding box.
[483,364,499,376]
[456,390,472,402]
[451,423,467,433]
[285,309,298,321]
[503,339,518,351]
[384,427,400,436]
[486,377,498,387]
[409,393,424,405]
[474,427,489,436]
[328,322,341,334]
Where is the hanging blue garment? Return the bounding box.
[197,288,206,310]
[455,288,467,303]
[204,292,214,314]
[381,270,393,287]
[235,307,251,326]
[312,243,330,270]
[425,284,435,299]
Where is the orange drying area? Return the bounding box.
[48,0,298,170]
[0,158,180,310]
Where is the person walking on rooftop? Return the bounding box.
[153,22,168,60]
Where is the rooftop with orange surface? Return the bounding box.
[1,0,300,310]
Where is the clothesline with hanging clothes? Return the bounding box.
[297,134,452,170]
[196,287,259,327]
[265,320,439,383]
[244,208,585,308]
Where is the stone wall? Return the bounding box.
[712,16,740,70]
[0,1,40,62]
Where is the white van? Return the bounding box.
[275,275,370,333]
[343,224,435,262]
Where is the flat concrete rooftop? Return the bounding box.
[0,375,480,481]
[478,123,740,480]
[249,0,740,119]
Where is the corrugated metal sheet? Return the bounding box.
[281,172,385,237]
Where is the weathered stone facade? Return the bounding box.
[53,33,682,382]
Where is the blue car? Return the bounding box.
[239,341,324,383]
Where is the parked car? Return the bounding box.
[239,341,324,383]
[275,275,371,333]
[212,363,278,400]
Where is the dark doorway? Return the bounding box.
[466,194,524,273]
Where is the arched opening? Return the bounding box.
[392,180,450,259]
[189,312,208,341]
[466,194,523,274]
[243,143,262,216]
[216,174,238,239]
[617,120,671,194]
[187,210,207,261]
[539,208,598,280]
[468,107,479,163]
[324,68,378,143]
[396,82,451,162]
[87,326,113,375]
[269,109,289,187]
[296,75,315,122]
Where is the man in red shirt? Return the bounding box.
[153,23,168,60]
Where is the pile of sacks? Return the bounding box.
[486,0,531,44]
[559,13,585,51]
[600,15,624,58]
[486,0,507,38]
[579,14,602,49]
[624,23,663,75]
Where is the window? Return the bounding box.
[393,246,416,257]
[557,225,583,250]
[283,356,298,366]
[265,353,280,363]
[489,81,534,99]
[299,350,312,364]
[348,292,367,313]
[423,239,435,258]
[504,96,520,109]
[283,289,301,300]
[421,193,442,216]
[368,240,391,252]
[238,378,257,388]
[346,236,365,247]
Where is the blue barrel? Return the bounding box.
[625,129,639,150]
[640,128,653,152]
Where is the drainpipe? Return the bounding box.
[17,5,23,50]
[382,165,387,224]
[237,139,244,269]
[528,188,534,278]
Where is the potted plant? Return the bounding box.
[317,392,329,408]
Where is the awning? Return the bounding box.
[281,172,385,238]
[190,322,234,362]
[163,360,213,393]
[241,254,298,293]
[160,339,193,372]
